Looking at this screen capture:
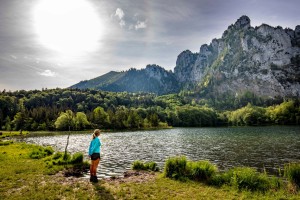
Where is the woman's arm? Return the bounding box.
[88,140,95,156]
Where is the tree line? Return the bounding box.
[0,88,299,131]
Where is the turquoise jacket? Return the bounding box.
[88,137,101,156]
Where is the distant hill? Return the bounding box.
[71,65,179,95]
[71,15,300,98]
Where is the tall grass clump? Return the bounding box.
[29,145,54,159]
[210,167,281,191]
[187,160,217,182]
[284,163,300,188]
[70,152,83,164]
[46,152,85,166]
[230,167,271,191]
[164,156,188,180]
[132,160,159,171]
[44,152,89,175]
[158,158,286,192]
[0,140,13,146]
[164,156,217,182]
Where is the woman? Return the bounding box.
[88,129,102,182]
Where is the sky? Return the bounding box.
[0,0,299,91]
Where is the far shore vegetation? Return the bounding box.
[1,142,300,199]
[0,88,299,133]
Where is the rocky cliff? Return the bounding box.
[174,15,300,97]
[72,16,300,98]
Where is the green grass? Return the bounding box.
[132,160,159,171]
[102,174,300,200]
[0,140,14,146]
[1,143,300,199]
[29,145,54,159]
[218,167,281,191]
[164,156,189,180]
[187,160,217,182]
[164,156,217,182]
[164,156,284,192]
[0,142,97,199]
[285,162,300,188]
[0,130,29,138]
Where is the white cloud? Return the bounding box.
[119,20,126,27]
[10,55,17,60]
[115,8,124,19]
[135,21,147,30]
[115,8,126,27]
[38,69,56,77]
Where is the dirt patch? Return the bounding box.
[48,170,156,186]
[106,170,157,184]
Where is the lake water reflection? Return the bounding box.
[22,126,300,178]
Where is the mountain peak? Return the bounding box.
[71,16,300,98]
[234,15,251,29]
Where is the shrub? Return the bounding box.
[132,160,145,170]
[132,160,159,171]
[52,152,63,160]
[284,163,300,187]
[164,156,217,182]
[48,152,87,169]
[209,173,231,186]
[164,156,188,180]
[209,167,281,191]
[188,160,217,182]
[0,140,13,146]
[163,157,282,192]
[63,152,71,161]
[29,146,54,159]
[269,175,283,189]
[29,149,46,159]
[227,167,272,191]
[70,152,83,164]
[44,146,54,156]
[146,161,159,172]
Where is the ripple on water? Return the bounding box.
[21,126,300,177]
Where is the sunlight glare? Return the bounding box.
[33,0,103,55]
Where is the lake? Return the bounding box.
[22,126,300,178]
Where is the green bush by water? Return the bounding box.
[132,160,159,171]
[46,152,84,166]
[28,145,54,159]
[284,162,300,187]
[27,145,88,175]
[187,160,217,181]
[44,151,88,175]
[210,167,282,191]
[228,167,272,191]
[70,152,84,164]
[164,156,189,180]
[164,156,282,192]
[164,156,217,182]
[0,140,13,146]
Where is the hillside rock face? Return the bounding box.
[174,15,300,97]
[72,16,300,97]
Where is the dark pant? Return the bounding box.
[91,153,100,160]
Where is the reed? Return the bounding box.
[284,162,300,188]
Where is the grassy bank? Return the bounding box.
[0,142,97,199]
[1,142,300,199]
[102,174,300,200]
[0,130,29,139]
